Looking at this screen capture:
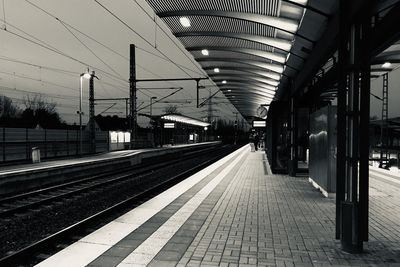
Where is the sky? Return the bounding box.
[0,0,398,128]
[0,0,242,127]
[370,66,400,119]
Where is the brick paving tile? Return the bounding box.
[151,150,400,267]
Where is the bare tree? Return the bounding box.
[163,104,181,114]
[0,95,20,118]
[23,94,57,113]
[21,94,64,128]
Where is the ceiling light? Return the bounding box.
[382,62,392,68]
[222,80,227,84]
[228,89,232,92]
[214,68,220,73]
[201,49,209,56]
[179,17,191,27]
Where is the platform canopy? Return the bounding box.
[145,0,337,119]
[161,113,211,127]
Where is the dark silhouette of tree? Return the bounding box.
[21,94,64,128]
[0,95,20,118]
[163,105,181,114]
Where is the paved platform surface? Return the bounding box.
[36,146,400,267]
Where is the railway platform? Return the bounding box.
[0,142,219,196]
[35,145,400,267]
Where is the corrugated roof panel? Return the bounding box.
[179,36,275,53]
[191,50,275,63]
[143,0,328,120]
[147,0,280,16]
[163,16,277,38]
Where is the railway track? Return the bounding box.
[0,145,218,218]
[0,144,239,267]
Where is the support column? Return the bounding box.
[196,79,200,108]
[380,73,389,168]
[336,0,371,253]
[89,71,96,154]
[288,97,298,177]
[130,44,137,149]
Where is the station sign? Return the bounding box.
[253,120,266,128]
[164,122,175,129]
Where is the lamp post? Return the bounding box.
[78,69,91,155]
[150,96,157,116]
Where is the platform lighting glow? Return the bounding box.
[382,62,392,68]
[291,0,308,5]
[179,17,191,27]
[161,114,210,127]
[222,80,227,84]
[82,72,91,79]
[201,49,209,56]
[214,68,220,73]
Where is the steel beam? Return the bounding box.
[209,74,279,87]
[197,58,284,76]
[337,0,371,253]
[203,67,281,81]
[175,31,292,53]
[159,10,299,34]
[130,44,136,149]
[371,2,400,56]
[188,47,286,63]
[89,71,96,153]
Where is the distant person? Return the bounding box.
[249,134,255,152]
[254,134,260,151]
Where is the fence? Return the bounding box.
[0,128,109,163]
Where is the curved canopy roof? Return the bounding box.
[145,0,335,119]
[161,113,211,127]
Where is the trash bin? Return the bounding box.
[32,147,41,163]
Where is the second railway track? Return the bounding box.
[0,144,240,266]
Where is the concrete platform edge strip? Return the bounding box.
[116,146,249,266]
[34,145,248,267]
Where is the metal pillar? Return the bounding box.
[196,79,200,108]
[288,97,298,176]
[79,76,83,155]
[126,98,129,118]
[380,73,389,167]
[150,96,157,116]
[89,71,96,154]
[130,44,137,149]
[337,0,371,253]
[234,112,238,145]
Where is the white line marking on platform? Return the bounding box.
[35,145,248,267]
[117,146,248,266]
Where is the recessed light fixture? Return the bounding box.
[214,68,220,73]
[179,17,191,27]
[201,49,209,56]
[228,89,232,92]
[382,62,392,68]
[222,80,227,84]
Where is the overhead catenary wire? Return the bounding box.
[93,0,203,79]
[130,0,207,77]
[2,0,6,30]
[1,27,129,86]
[21,0,196,90]
[1,1,235,121]
[58,20,125,81]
